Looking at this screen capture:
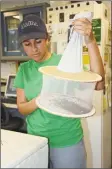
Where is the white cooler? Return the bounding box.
[1,129,48,168]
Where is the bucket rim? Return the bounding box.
[38,66,102,82]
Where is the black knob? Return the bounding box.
[96,1,102,4]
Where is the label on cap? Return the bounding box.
[21,21,38,29]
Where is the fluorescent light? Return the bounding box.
[13,16,20,20]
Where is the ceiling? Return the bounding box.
[0,0,50,11]
[0,0,111,12]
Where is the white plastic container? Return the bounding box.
[37,66,102,118]
[36,12,102,118]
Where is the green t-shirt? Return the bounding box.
[14,53,83,148]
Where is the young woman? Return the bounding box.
[14,14,105,168]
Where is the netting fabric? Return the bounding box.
[36,12,102,118]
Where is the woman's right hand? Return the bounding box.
[16,88,39,115]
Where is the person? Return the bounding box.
[14,14,105,168]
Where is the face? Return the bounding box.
[22,39,49,62]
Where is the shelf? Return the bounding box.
[1,56,30,61]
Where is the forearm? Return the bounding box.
[17,98,38,115]
[87,39,105,79]
[86,36,105,90]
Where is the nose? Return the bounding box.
[32,43,38,53]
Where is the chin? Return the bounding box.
[34,58,40,62]
[32,55,41,62]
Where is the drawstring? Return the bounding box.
[68,24,74,42]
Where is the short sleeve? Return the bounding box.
[14,64,24,89]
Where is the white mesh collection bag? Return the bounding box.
[36,12,102,118]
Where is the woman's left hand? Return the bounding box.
[72,18,95,45]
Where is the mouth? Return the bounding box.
[33,53,40,57]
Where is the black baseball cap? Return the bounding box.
[18,14,48,43]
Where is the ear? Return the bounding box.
[46,39,49,43]
[46,39,51,51]
[46,33,51,42]
[46,39,50,46]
